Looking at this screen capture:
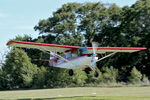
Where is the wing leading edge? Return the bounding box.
[7,40,78,52]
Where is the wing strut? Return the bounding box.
[91,52,117,67]
[96,52,117,63]
[50,52,76,68]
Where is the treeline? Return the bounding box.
[0,0,150,90]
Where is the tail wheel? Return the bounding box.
[69,69,74,76]
[94,71,99,77]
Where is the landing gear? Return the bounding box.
[94,71,99,77]
[68,69,74,76]
[69,68,98,77]
[84,67,91,74]
[84,67,99,77]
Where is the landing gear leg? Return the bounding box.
[84,67,91,74]
[68,69,74,76]
[87,66,99,77]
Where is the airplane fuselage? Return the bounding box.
[55,55,93,69]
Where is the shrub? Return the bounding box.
[3,48,39,88]
[33,66,47,88]
[72,69,88,86]
[141,74,150,85]
[0,69,14,90]
[102,66,118,83]
[45,68,88,88]
[86,69,103,84]
[127,67,142,84]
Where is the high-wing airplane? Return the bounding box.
[7,40,146,77]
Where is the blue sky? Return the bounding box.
[0,0,138,59]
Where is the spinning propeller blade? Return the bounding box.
[91,42,100,68]
[92,42,99,56]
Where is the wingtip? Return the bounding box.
[6,40,17,46]
[6,40,13,46]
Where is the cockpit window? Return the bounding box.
[72,51,78,57]
[65,52,71,58]
[79,47,89,54]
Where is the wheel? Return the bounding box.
[84,68,91,74]
[69,69,74,76]
[94,71,99,77]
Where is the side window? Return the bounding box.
[65,52,71,59]
[79,47,89,54]
[72,51,78,57]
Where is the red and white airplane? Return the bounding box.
[7,40,146,77]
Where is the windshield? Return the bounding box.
[79,47,89,55]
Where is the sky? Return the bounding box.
[0,0,138,61]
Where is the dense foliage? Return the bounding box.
[0,0,150,90]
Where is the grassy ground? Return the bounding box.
[0,87,150,100]
[38,96,150,100]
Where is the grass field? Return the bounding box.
[0,87,150,100]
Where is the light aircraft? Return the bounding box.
[7,40,146,77]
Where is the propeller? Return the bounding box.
[91,42,100,68]
[92,42,99,56]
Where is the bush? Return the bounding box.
[71,69,88,86]
[0,69,14,90]
[102,66,118,83]
[33,66,47,88]
[45,68,88,88]
[127,67,142,84]
[2,48,39,88]
[45,68,69,88]
[20,64,38,87]
[86,69,103,85]
[141,74,150,85]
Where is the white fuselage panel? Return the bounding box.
[55,56,92,69]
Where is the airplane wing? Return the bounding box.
[88,47,146,54]
[7,40,146,53]
[7,40,79,52]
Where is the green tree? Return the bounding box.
[128,67,142,84]
[77,3,107,46]
[11,35,32,42]
[3,48,38,88]
[34,3,83,46]
[33,66,47,88]
[121,0,150,78]
[71,69,87,86]
[141,74,150,85]
[1,64,13,89]
[45,68,87,88]
[86,69,103,85]
[96,4,125,47]
[0,68,14,90]
[102,66,118,83]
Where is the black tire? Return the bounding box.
[69,69,74,76]
[94,71,99,77]
[84,68,91,74]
